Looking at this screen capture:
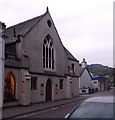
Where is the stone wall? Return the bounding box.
[0,21,5,119]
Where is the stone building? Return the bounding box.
[0,21,5,119]
[4,8,80,106]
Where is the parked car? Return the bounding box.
[65,96,114,119]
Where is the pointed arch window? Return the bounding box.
[43,35,54,70]
[4,72,15,102]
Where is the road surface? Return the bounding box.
[14,88,114,119]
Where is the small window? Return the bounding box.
[31,77,37,90]
[59,79,63,89]
[47,20,51,27]
[94,81,98,84]
[68,66,70,74]
[41,84,44,87]
[72,64,75,73]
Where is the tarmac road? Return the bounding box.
[2,88,114,119]
[15,102,81,118]
[14,88,114,119]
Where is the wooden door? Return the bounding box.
[46,79,52,101]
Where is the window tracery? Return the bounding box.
[43,35,54,70]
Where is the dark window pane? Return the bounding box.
[47,20,52,27]
[46,46,48,58]
[68,66,70,74]
[50,42,52,47]
[43,45,45,57]
[52,61,54,69]
[31,77,37,90]
[34,80,37,89]
[46,35,50,42]
[49,60,51,69]
[44,39,47,44]
[43,58,45,68]
[31,79,33,90]
[49,48,51,59]
[46,59,48,68]
[52,49,54,60]
[72,64,75,73]
[60,79,63,89]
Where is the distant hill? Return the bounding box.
[87,64,115,85]
[87,64,113,77]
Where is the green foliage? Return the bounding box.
[87,64,114,84]
[113,68,115,85]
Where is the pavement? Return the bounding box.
[2,89,113,120]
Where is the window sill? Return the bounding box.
[43,70,57,75]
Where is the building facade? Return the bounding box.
[92,76,109,91]
[4,8,80,106]
[78,59,92,94]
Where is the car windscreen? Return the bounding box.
[70,102,114,118]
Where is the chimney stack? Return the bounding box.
[81,58,87,68]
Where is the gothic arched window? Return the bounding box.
[4,72,15,102]
[43,35,54,70]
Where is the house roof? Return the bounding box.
[64,47,79,62]
[5,11,47,39]
[5,8,79,65]
[92,76,106,81]
[76,67,84,77]
[78,67,92,78]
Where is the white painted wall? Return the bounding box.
[0,22,4,120]
[79,69,92,94]
[92,80,98,89]
[79,69,92,88]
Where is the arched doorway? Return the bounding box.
[4,72,15,102]
[46,79,52,101]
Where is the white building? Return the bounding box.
[92,76,108,91]
[78,59,92,94]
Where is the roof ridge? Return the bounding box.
[6,11,47,30]
[64,47,79,62]
[5,11,48,37]
[23,12,48,37]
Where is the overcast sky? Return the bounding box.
[0,0,113,67]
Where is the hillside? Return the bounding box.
[87,64,113,77]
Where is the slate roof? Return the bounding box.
[77,67,85,76]
[5,9,79,65]
[77,66,92,77]
[5,12,47,38]
[64,47,79,62]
